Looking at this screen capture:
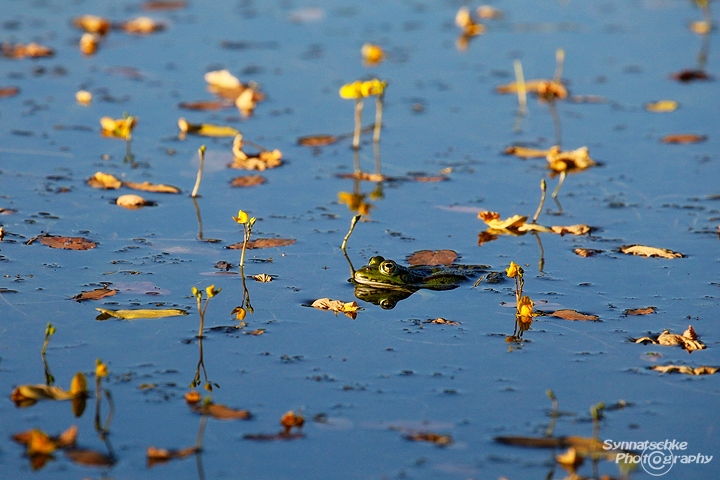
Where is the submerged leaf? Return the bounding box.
[548,309,599,321]
[660,133,707,144]
[38,235,97,250]
[407,250,457,266]
[297,134,338,147]
[230,175,266,187]
[65,449,114,467]
[226,238,295,249]
[147,446,198,466]
[404,431,453,447]
[95,307,188,320]
[619,245,684,259]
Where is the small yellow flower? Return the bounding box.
[339,81,364,99]
[506,261,523,278]
[95,359,108,378]
[361,43,384,65]
[233,210,250,224]
[100,115,136,139]
[360,79,387,97]
[233,306,247,321]
[205,285,221,298]
[191,286,200,298]
[517,295,534,317]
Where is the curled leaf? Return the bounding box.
[651,365,718,375]
[619,245,684,259]
[311,298,361,319]
[87,172,122,189]
[178,118,239,137]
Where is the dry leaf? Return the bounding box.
[0,86,20,98]
[76,90,92,105]
[556,447,582,469]
[228,151,283,171]
[496,79,567,100]
[551,224,591,236]
[645,100,678,113]
[72,288,117,302]
[573,248,603,257]
[95,307,188,320]
[404,431,453,447]
[226,238,295,249]
[633,328,706,352]
[670,69,710,82]
[407,250,457,266]
[624,306,656,316]
[245,328,265,336]
[281,411,305,432]
[619,245,684,259]
[72,15,111,34]
[11,373,87,407]
[37,235,98,250]
[504,145,551,159]
[121,17,165,34]
[117,194,148,209]
[13,426,78,456]
[683,325,697,340]
[124,181,180,193]
[548,309,599,321]
[204,69,242,90]
[478,211,527,230]
[425,318,461,326]
[178,118,239,137]
[230,175,266,187]
[546,145,596,173]
[79,33,100,55]
[2,42,54,59]
[65,449,114,467]
[311,298,361,319]
[192,402,252,420]
[179,100,228,111]
[651,365,719,375]
[660,133,707,144]
[147,446,197,466]
[251,273,273,282]
[143,1,187,11]
[297,134,337,147]
[87,172,122,189]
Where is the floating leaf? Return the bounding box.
[76,90,92,105]
[660,133,707,144]
[650,365,719,375]
[632,327,705,352]
[230,175,266,187]
[179,100,228,111]
[124,181,180,194]
[404,431,453,447]
[645,100,678,113]
[546,146,596,173]
[361,43,384,65]
[624,306,656,316]
[548,309,599,321]
[227,238,295,249]
[407,249,457,266]
[619,245,684,259]
[100,116,137,140]
[36,235,98,250]
[281,411,305,432]
[670,69,710,82]
[65,449,114,467]
[0,86,20,98]
[504,145,550,159]
[496,79,567,100]
[551,224,591,236]
[178,118,239,137]
[87,172,122,189]
[297,134,338,147]
[204,69,242,90]
[95,307,188,320]
[2,42,54,59]
[245,328,265,336]
[143,1,187,11]
[191,402,252,420]
[72,288,117,302]
[425,318,461,326]
[251,273,273,282]
[311,298,361,319]
[72,15,111,35]
[147,446,198,466]
[117,194,148,209]
[573,248,603,257]
[228,150,283,171]
[120,17,165,34]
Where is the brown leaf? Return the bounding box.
[245,328,265,336]
[297,134,337,147]
[120,17,165,34]
[147,446,197,466]
[0,86,20,98]
[425,318,461,326]
[179,100,228,110]
[65,449,114,466]
[660,133,707,144]
[230,175,266,187]
[551,224,591,235]
[227,238,296,250]
[410,175,449,182]
[573,248,603,257]
[87,172,122,189]
[72,15,111,35]
[117,194,148,209]
[310,298,361,319]
[2,42,54,59]
[548,309,599,321]
[38,235,98,250]
[143,1,187,11]
[504,145,550,159]
[72,288,117,302]
[651,365,719,375]
[404,431,453,447]
[124,181,180,194]
[670,69,710,82]
[683,325,697,340]
[477,231,499,245]
[407,249,457,266]
[619,245,684,259]
[193,403,252,420]
[624,306,656,316]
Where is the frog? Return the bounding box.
[352,255,490,293]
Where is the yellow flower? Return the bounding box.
[233,306,247,321]
[339,81,364,99]
[517,295,534,317]
[506,261,523,278]
[205,285,221,298]
[360,79,387,97]
[100,115,136,139]
[233,210,250,224]
[191,286,200,298]
[95,359,108,378]
[361,43,384,65]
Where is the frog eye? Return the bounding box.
[379,260,397,275]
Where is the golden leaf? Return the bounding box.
[121,17,165,34]
[251,273,273,282]
[551,224,591,235]
[645,100,678,113]
[504,145,551,159]
[623,306,656,316]
[311,298,361,319]
[619,245,684,259]
[651,365,719,375]
[545,146,595,172]
[230,175,266,187]
[204,69,242,90]
[72,15,111,35]
[178,118,239,137]
[95,307,188,320]
[116,194,147,209]
[124,181,180,193]
[660,133,707,144]
[87,172,122,189]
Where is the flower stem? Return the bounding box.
[353,99,364,150]
[373,93,383,143]
[191,145,207,198]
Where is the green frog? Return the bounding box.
[352,256,489,292]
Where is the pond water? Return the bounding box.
[1,0,719,478]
